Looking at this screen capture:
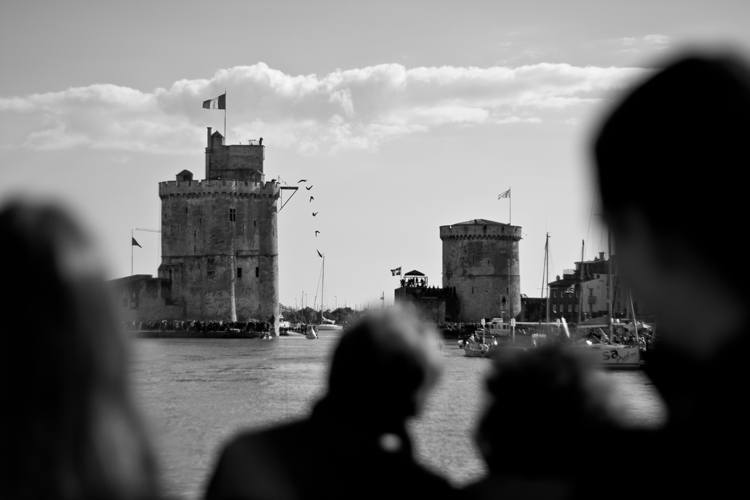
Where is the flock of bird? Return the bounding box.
[298,179,323,258]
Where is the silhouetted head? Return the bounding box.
[594,53,750,358]
[476,346,621,477]
[0,201,157,499]
[323,306,443,432]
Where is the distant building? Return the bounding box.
[110,274,182,322]
[440,219,522,322]
[548,252,652,322]
[112,128,281,328]
[394,270,457,324]
[520,295,546,322]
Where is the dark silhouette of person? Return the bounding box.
[205,307,454,500]
[463,346,624,500]
[584,53,750,499]
[1,201,159,499]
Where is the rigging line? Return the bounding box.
[279,187,299,212]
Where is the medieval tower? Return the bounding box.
[440,219,521,322]
[157,128,280,325]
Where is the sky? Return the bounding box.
[1,0,749,309]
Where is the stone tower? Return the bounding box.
[440,219,522,322]
[158,128,280,326]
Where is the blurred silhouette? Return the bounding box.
[205,307,454,500]
[1,201,159,500]
[464,346,624,500]
[590,53,750,498]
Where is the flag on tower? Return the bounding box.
[131,237,142,248]
[202,93,226,110]
[497,188,511,199]
[390,267,402,276]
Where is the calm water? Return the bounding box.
[132,333,665,499]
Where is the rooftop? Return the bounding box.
[451,218,506,226]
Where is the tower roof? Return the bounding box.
[404,270,425,276]
[452,218,505,226]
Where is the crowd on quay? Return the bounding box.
[4,54,750,500]
[122,319,274,334]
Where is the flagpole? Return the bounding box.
[509,187,512,225]
[223,89,227,141]
[130,229,134,276]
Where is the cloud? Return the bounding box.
[617,34,672,55]
[0,62,644,153]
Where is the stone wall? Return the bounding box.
[205,130,265,181]
[158,179,280,322]
[110,275,183,322]
[394,286,458,324]
[440,221,522,322]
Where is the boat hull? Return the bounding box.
[316,324,343,331]
[579,344,642,369]
[463,343,490,357]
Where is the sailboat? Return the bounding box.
[573,233,643,369]
[314,252,342,333]
[304,323,318,340]
[463,324,492,357]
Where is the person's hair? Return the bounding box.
[593,53,750,297]
[1,201,158,499]
[476,346,619,477]
[323,306,442,430]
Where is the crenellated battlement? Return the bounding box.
[159,179,280,199]
[441,218,522,322]
[440,219,522,241]
[135,127,281,325]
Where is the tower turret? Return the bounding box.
[158,132,280,327]
[440,219,522,322]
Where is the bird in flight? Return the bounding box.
[315,230,320,237]
[312,212,319,217]
[309,196,315,202]
[305,185,314,191]
[298,179,308,183]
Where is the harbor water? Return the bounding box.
[132,333,666,499]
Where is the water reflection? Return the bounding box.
[132,334,664,499]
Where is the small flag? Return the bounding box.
[202,93,226,110]
[391,267,402,276]
[497,188,511,199]
[564,284,576,294]
[131,237,142,248]
[317,249,324,258]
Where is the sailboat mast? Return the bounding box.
[544,233,550,324]
[321,254,325,316]
[607,231,614,340]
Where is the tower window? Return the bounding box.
[237,267,242,279]
[229,208,236,222]
[255,266,259,278]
